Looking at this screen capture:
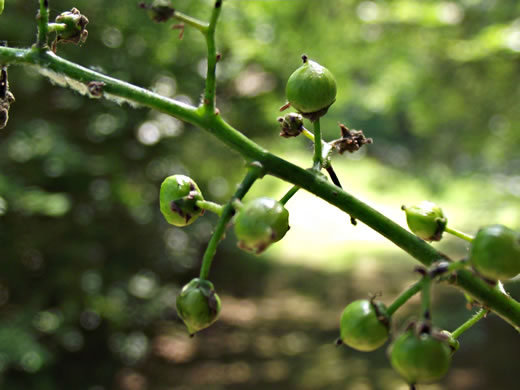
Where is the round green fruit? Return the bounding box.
[403,201,446,241]
[389,330,452,385]
[286,56,337,116]
[469,224,520,280]
[234,197,290,254]
[159,175,204,227]
[339,299,390,352]
[176,278,221,336]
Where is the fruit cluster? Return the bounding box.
[156,56,519,389]
[335,201,520,387]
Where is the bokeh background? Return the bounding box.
[1,0,520,389]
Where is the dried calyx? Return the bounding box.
[331,123,373,154]
[54,8,89,46]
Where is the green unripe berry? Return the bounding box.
[469,224,520,280]
[286,56,337,118]
[234,197,290,254]
[160,175,204,227]
[389,330,452,385]
[402,201,447,241]
[176,278,221,336]
[0,0,4,15]
[339,299,390,352]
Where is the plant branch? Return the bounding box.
[202,0,222,112]
[312,118,322,170]
[445,226,474,243]
[174,11,209,32]
[451,308,487,339]
[37,0,50,48]
[386,281,423,316]
[199,163,264,280]
[1,45,520,329]
[280,185,300,205]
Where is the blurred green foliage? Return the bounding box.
[0,0,520,389]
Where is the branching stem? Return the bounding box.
[280,185,300,205]
[312,118,322,170]
[445,226,474,243]
[37,0,50,48]
[199,163,264,280]
[1,44,520,330]
[386,280,423,316]
[174,11,209,32]
[195,200,223,216]
[451,308,487,339]
[202,0,222,112]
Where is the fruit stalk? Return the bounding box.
[199,163,264,280]
[312,118,322,170]
[387,281,423,316]
[451,308,487,339]
[445,226,474,243]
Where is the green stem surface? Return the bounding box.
[1,45,520,330]
[202,0,222,112]
[280,185,300,205]
[37,0,50,48]
[451,308,487,339]
[312,119,322,170]
[199,164,264,280]
[445,226,474,243]
[195,200,223,216]
[386,281,423,316]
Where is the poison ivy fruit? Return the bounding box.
[285,55,337,118]
[234,197,290,254]
[176,278,221,336]
[339,299,390,352]
[160,175,204,227]
[389,329,452,385]
[469,224,520,280]
[402,201,447,241]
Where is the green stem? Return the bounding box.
[195,200,223,216]
[199,163,264,280]
[451,308,487,339]
[280,185,300,205]
[421,276,432,320]
[202,0,222,112]
[445,226,474,243]
[37,0,50,48]
[2,45,520,330]
[174,11,209,32]
[312,118,322,170]
[302,127,315,142]
[386,280,423,316]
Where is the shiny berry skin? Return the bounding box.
[402,201,447,241]
[389,330,452,385]
[339,299,390,352]
[469,224,520,280]
[159,175,204,227]
[234,197,290,254]
[286,56,337,115]
[176,278,221,336]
